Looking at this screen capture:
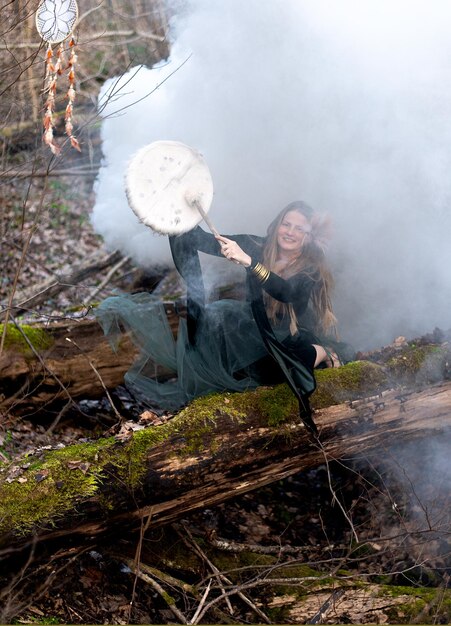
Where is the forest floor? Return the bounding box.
[0,175,450,624]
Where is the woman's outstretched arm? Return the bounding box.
[171,226,263,258]
[215,234,316,309]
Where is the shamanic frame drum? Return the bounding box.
[125,140,215,235]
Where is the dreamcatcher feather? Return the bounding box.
[36,0,80,155]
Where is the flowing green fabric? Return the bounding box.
[96,293,276,411]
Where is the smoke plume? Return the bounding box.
[92,0,451,349]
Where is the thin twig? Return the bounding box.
[9,316,78,409]
[0,168,100,178]
[0,169,50,356]
[189,580,212,625]
[64,337,123,423]
[127,513,153,624]
[0,30,166,49]
[175,523,234,617]
[315,439,359,543]
[12,249,122,310]
[87,255,130,302]
[207,534,311,555]
[124,564,188,624]
[177,522,271,624]
[115,556,195,595]
[190,575,322,625]
[45,399,72,434]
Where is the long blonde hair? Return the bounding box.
[262,201,337,336]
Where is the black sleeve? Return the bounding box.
[249,264,316,308]
[184,226,221,255]
[185,227,314,308]
[172,226,264,258]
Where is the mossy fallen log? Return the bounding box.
[1,317,450,551]
[1,314,449,418]
[0,318,134,416]
[0,372,449,547]
[0,310,175,416]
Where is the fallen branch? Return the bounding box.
[87,255,131,302]
[176,522,271,624]
[190,580,212,625]
[176,523,235,617]
[124,560,188,624]
[115,556,195,595]
[206,534,314,556]
[7,249,123,312]
[0,310,177,415]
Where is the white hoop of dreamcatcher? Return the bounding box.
[36,0,81,154]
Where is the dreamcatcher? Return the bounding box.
[35,0,80,155]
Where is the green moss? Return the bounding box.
[385,599,428,623]
[210,549,324,590]
[386,345,448,385]
[0,439,115,534]
[235,361,390,422]
[216,550,276,572]
[267,562,346,598]
[165,361,390,430]
[116,393,249,484]
[0,322,53,353]
[0,392,252,534]
[251,385,298,426]
[155,530,204,574]
[272,562,323,579]
[377,584,451,623]
[15,616,61,625]
[0,467,98,533]
[314,360,388,408]
[161,590,175,605]
[266,604,293,623]
[380,585,437,600]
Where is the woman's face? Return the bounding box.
[276,210,310,256]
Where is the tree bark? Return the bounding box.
[0,308,179,415]
[0,376,450,550]
[1,313,450,552]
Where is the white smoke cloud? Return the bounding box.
[92,0,451,349]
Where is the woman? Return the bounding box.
[97,201,341,433]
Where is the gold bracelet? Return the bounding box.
[251,262,270,284]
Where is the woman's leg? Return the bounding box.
[312,344,341,368]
